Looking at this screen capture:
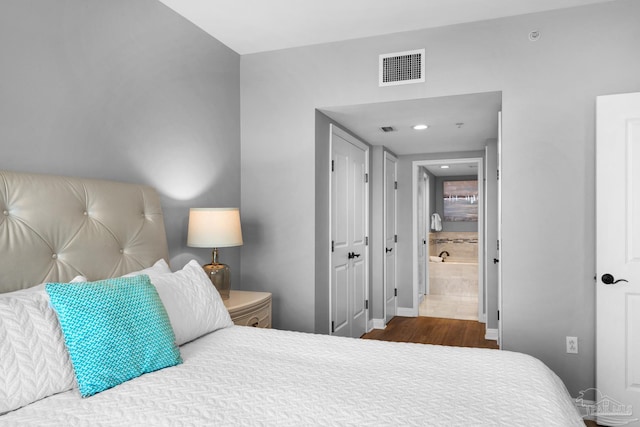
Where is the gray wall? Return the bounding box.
[435,175,479,232]
[240,0,640,396]
[0,0,241,275]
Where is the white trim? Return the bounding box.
[397,307,417,317]
[485,328,499,341]
[479,313,486,323]
[371,318,386,330]
[411,158,485,321]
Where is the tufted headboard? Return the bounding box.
[0,170,169,293]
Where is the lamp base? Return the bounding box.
[203,262,231,299]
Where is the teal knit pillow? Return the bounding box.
[46,275,182,397]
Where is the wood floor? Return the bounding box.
[361,316,499,349]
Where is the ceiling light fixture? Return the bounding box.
[413,124,428,130]
[440,165,450,169]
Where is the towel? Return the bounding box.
[431,213,442,231]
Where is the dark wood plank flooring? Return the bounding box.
[361,316,499,349]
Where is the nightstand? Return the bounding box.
[223,290,272,328]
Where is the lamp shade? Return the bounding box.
[187,208,243,248]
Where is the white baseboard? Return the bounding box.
[397,307,418,317]
[485,328,499,341]
[371,318,386,330]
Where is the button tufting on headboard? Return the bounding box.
[0,170,169,293]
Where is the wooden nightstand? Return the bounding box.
[223,290,272,328]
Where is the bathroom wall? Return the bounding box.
[435,176,479,232]
[431,231,478,261]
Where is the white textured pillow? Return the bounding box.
[150,260,233,345]
[122,258,172,279]
[0,276,85,414]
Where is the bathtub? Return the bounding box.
[428,258,478,296]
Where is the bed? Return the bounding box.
[0,170,584,426]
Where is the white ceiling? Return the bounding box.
[321,91,502,156]
[158,0,616,55]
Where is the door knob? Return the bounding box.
[601,273,629,285]
[348,252,354,259]
[493,258,499,264]
[386,248,393,253]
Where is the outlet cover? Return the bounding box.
[566,336,578,354]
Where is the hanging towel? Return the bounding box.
[431,213,442,232]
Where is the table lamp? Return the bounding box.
[187,208,243,299]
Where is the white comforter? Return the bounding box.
[1,326,583,426]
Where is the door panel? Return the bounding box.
[596,92,640,426]
[384,153,397,324]
[332,264,349,336]
[351,256,366,336]
[332,141,350,251]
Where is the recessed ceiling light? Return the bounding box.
[440,165,450,169]
[413,124,428,130]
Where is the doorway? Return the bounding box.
[319,90,502,337]
[412,158,485,324]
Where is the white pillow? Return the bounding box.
[122,258,172,279]
[0,276,86,414]
[149,260,233,345]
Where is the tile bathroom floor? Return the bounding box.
[419,294,478,321]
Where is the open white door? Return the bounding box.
[497,111,503,347]
[384,152,397,324]
[596,92,640,426]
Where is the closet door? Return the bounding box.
[330,125,369,338]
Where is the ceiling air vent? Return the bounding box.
[379,48,425,87]
[381,126,395,133]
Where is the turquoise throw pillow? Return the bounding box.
[46,275,182,397]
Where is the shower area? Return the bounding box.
[420,232,479,320]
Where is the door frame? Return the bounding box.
[328,123,370,335]
[411,157,485,320]
[418,167,430,297]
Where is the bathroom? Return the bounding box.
[419,173,480,321]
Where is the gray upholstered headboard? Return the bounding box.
[0,170,169,293]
